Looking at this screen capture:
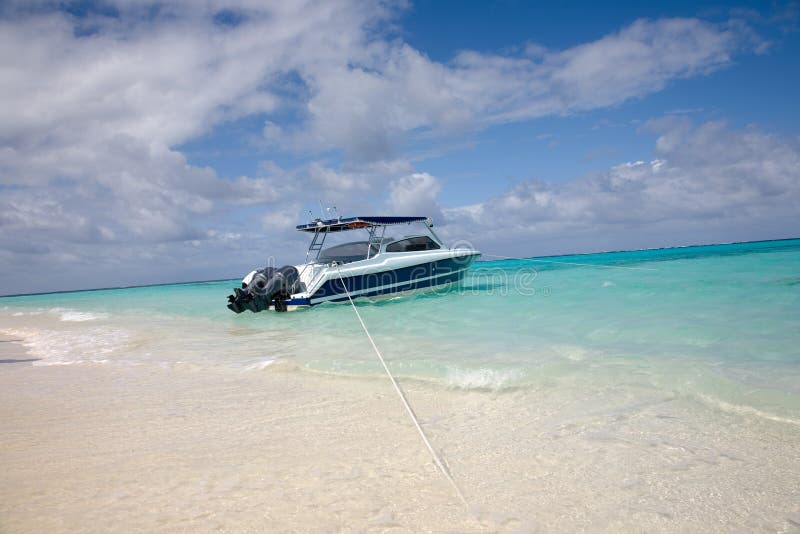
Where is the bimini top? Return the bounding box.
[296,216,429,233]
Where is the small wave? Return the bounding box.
[601,281,615,287]
[551,344,588,361]
[696,394,800,427]
[3,326,129,364]
[244,358,279,371]
[33,359,110,367]
[51,308,109,322]
[445,367,520,391]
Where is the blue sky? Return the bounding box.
[0,1,798,294]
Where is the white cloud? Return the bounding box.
[293,17,758,161]
[443,120,800,254]
[0,1,397,292]
[0,1,779,293]
[547,18,739,110]
[387,172,443,219]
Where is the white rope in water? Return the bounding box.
[482,253,658,271]
[335,266,469,509]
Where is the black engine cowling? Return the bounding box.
[227,265,300,313]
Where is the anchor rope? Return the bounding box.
[335,266,469,509]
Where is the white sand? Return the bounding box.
[1,341,799,532]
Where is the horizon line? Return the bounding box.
[1,236,798,299]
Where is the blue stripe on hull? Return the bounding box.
[284,297,312,307]
[307,256,473,305]
[317,266,467,304]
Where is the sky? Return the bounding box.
[0,0,799,294]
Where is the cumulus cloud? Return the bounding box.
[295,17,760,161]
[0,1,396,291]
[0,1,779,293]
[443,120,800,254]
[387,172,443,220]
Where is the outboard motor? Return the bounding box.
[227,265,300,313]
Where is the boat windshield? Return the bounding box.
[317,241,382,264]
[385,235,441,252]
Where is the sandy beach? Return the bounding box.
[2,333,799,533]
[3,0,800,530]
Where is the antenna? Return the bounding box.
[327,205,340,221]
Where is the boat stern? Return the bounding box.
[227,265,303,313]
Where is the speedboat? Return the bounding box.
[227,216,481,313]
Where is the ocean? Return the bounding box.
[2,239,799,531]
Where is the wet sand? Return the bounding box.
[1,339,799,532]
[0,336,39,365]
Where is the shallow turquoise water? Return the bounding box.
[2,239,799,421]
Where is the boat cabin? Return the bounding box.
[317,235,441,265]
[296,216,444,265]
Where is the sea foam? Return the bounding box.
[3,326,129,365]
[51,308,110,322]
[445,367,520,390]
[696,393,800,428]
[244,358,279,371]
